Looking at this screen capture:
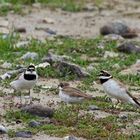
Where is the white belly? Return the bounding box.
[59,91,84,103]
[102,79,132,102]
[10,79,37,91]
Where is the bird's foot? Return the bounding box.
[104,96,112,102]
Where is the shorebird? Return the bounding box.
[58,82,93,103]
[99,70,140,107]
[10,64,38,105]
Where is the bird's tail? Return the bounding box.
[85,95,95,100]
[131,97,140,108]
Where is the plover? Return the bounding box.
[10,64,38,105]
[58,83,93,103]
[99,70,140,107]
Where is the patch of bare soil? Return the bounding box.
[0,0,140,139]
[1,0,138,40]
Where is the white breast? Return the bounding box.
[59,90,84,103]
[102,79,132,102]
[10,76,38,91]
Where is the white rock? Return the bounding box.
[32,2,41,8]
[42,17,55,24]
[0,124,8,133]
[136,59,140,64]
[0,27,9,34]
[0,73,11,80]
[104,34,124,41]
[104,51,119,58]
[41,85,53,89]
[14,41,29,48]
[20,52,38,60]
[0,20,9,27]
[97,43,105,49]
[1,62,12,69]
[112,63,120,69]
[35,62,50,68]
[87,63,94,72]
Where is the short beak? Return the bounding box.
[30,70,33,73]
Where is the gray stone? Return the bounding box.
[45,28,56,35]
[20,52,38,60]
[117,42,140,54]
[42,53,89,78]
[1,62,12,69]
[29,120,41,127]
[57,61,90,78]
[64,136,77,140]
[16,131,32,138]
[42,52,72,64]
[100,21,138,38]
[119,114,128,120]
[21,104,54,118]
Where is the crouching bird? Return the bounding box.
[58,82,93,104]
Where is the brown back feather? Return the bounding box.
[62,87,93,99]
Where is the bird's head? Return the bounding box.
[98,70,112,84]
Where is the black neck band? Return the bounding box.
[24,74,36,80]
[100,76,112,84]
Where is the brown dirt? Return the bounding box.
[0,0,140,139]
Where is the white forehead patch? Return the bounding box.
[99,75,112,79]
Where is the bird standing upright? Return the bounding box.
[98,70,140,107]
[10,64,38,105]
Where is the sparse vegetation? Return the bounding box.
[0,0,140,139]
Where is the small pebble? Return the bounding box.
[119,114,128,120]
[64,136,77,140]
[14,27,26,33]
[29,120,41,127]
[0,124,7,134]
[104,51,119,58]
[1,62,12,69]
[14,41,29,48]
[88,105,100,111]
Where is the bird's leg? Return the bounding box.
[104,95,112,102]
[14,91,22,107]
[28,90,33,104]
[20,91,22,105]
[10,94,15,108]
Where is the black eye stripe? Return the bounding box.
[27,69,35,71]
